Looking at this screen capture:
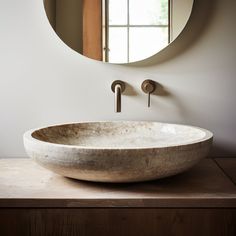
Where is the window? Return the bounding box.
[103,0,169,63]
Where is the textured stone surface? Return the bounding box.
[23,121,213,183]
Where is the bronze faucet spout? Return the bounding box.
[115,84,122,112]
[111,80,126,113]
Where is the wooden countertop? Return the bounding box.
[0,158,235,208]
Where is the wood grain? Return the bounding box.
[0,208,235,236]
[0,159,236,208]
[0,159,235,235]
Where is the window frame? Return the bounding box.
[103,0,171,63]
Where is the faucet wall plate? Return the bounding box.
[141,80,156,107]
[141,80,156,94]
[111,80,125,93]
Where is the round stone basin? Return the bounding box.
[23,121,213,183]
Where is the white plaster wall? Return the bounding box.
[0,0,235,158]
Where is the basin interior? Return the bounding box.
[31,122,208,148]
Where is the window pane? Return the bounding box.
[109,0,127,25]
[129,27,168,62]
[108,27,128,63]
[130,0,168,25]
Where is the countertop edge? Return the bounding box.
[0,198,236,208]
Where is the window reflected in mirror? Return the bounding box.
[44,0,193,64]
[106,0,169,63]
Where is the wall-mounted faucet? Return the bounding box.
[111,80,126,113]
[141,80,156,107]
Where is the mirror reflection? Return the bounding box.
[44,0,194,64]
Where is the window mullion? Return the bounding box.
[127,0,130,63]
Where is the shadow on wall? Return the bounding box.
[128,0,217,67]
[152,82,191,119]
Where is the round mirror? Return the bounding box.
[44,0,194,64]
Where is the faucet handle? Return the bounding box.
[141,80,156,107]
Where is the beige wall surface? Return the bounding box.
[0,0,236,158]
[44,0,83,53]
[56,0,83,53]
[172,0,194,40]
